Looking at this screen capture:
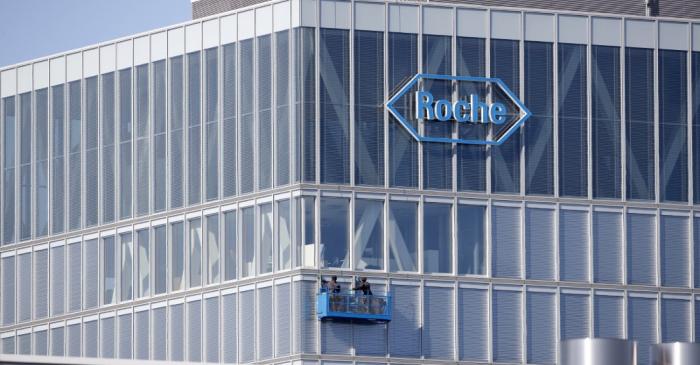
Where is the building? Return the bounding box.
[1,0,700,364]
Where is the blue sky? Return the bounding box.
[0,0,191,68]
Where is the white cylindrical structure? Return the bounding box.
[560,338,637,365]
[650,342,700,365]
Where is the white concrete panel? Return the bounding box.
[592,17,621,46]
[457,8,486,38]
[239,10,255,40]
[168,27,185,57]
[694,24,700,51]
[491,11,521,40]
[49,57,65,86]
[256,6,273,36]
[151,32,167,62]
[354,2,384,32]
[274,1,291,31]
[100,44,116,74]
[17,65,32,94]
[134,36,150,65]
[525,13,554,42]
[66,53,82,82]
[300,0,317,27]
[388,4,418,34]
[292,0,300,27]
[625,19,654,48]
[221,15,237,44]
[423,7,452,36]
[117,40,133,70]
[659,21,688,51]
[558,15,587,45]
[186,23,202,53]
[83,48,99,78]
[320,0,350,30]
[33,61,49,90]
[203,19,220,49]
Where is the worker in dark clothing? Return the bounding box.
[353,277,372,295]
[328,275,341,293]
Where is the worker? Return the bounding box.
[353,277,372,295]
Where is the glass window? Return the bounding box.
[276,31,291,187]
[457,37,486,192]
[154,225,167,295]
[136,229,150,298]
[493,289,522,362]
[3,96,16,243]
[120,232,133,302]
[558,43,587,197]
[659,49,688,202]
[525,41,554,196]
[294,27,316,183]
[559,209,590,282]
[103,236,116,305]
[68,81,82,231]
[101,73,116,223]
[424,202,452,274]
[593,210,623,284]
[388,200,418,272]
[321,197,349,268]
[153,60,167,212]
[595,294,624,338]
[50,245,65,316]
[525,207,556,280]
[354,199,384,270]
[51,86,64,234]
[2,256,15,325]
[189,218,202,288]
[561,292,590,340]
[223,43,237,197]
[19,93,31,240]
[188,51,202,205]
[170,56,185,208]
[224,211,236,281]
[241,206,255,277]
[85,77,99,227]
[171,221,185,292]
[260,203,273,274]
[491,39,520,194]
[458,205,485,275]
[206,214,220,284]
[119,68,132,219]
[83,240,98,309]
[136,64,150,216]
[294,196,315,268]
[388,32,418,188]
[629,296,657,365]
[693,52,700,204]
[527,291,556,364]
[205,47,219,201]
[661,214,689,288]
[627,212,657,285]
[258,36,273,190]
[35,88,49,237]
[492,205,522,279]
[625,47,655,201]
[240,39,255,194]
[67,243,81,312]
[354,30,384,186]
[662,298,690,342]
[276,199,292,271]
[422,34,452,191]
[592,46,621,199]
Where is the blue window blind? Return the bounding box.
[187,52,202,205]
[101,316,115,358]
[205,47,219,201]
[592,46,621,199]
[205,296,219,363]
[693,52,700,204]
[85,77,99,226]
[625,47,655,201]
[662,298,690,342]
[187,300,202,362]
[491,39,520,194]
[153,60,167,212]
[223,43,237,197]
[559,43,588,197]
[493,205,522,279]
[661,214,689,287]
[240,39,255,194]
[457,37,486,192]
[423,35,453,191]
[169,303,184,361]
[239,289,255,362]
[293,280,317,354]
[34,88,49,237]
[594,294,624,338]
[135,64,149,216]
[102,73,116,222]
[355,30,385,186]
[152,307,166,360]
[593,210,623,284]
[388,32,418,188]
[258,286,273,360]
[68,81,81,230]
[3,96,16,242]
[222,293,238,363]
[118,313,133,359]
[275,283,291,357]
[493,289,522,362]
[627,212,657,286]
[170,56,185,208]
[1,256,15,325]
[321,316,352,355]
[118,68,132,219]
[294,27,316,183]
[423,285,454,360]
[560,209,589,282]
[51,86,64,234]
[134,309,149,360]
[16,253,30,322]
[628,296,657,365]
[526,207,555,280]
[524,41,554,196]
[459,287,488,361]
[388,284,420,357]
[695,217,700,288]
[561,292,590,340]
[258,36,273,191]
[527,291,556,364]
[19,93,31,240]
[67,323,80,357]
[320,28,350,184]
[276,31,291,187]
[659,49,688,202]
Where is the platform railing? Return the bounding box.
[317,290,392,322]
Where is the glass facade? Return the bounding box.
[1,2,700,364]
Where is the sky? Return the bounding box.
[0,0,191,68]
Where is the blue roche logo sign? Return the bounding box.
[386,74,531,145]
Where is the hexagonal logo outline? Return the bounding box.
[385,73,532,146]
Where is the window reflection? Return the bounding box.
[423,202,452,274]
[354,199,384,270]
[389,200,418,272]
[458,205,485,275]
[321,197,349,268]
